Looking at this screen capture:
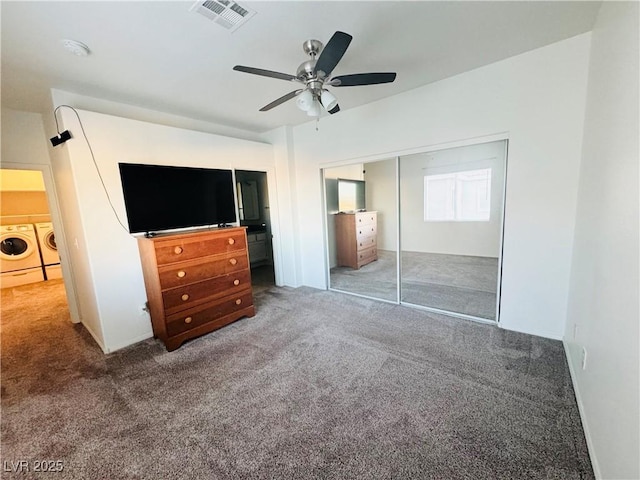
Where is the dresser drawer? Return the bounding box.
[355,224,376,240]
[158,253,249,289]
[165,290,254,337]
[356,234,377,251]
[357,246,377,267]
[355,212,377,227]
[162,269,251,315]
[154,230,247,265]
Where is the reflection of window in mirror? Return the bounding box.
[424,168,491,221]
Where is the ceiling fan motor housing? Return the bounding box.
[302,39,323,57]
[296,59,317,80]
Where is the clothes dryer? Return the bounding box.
[34,222,60,265]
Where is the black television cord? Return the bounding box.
[52,105,129,233]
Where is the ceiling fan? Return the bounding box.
[233,31,397,117]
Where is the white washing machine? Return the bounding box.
[0,224,44,288]
[34,222,62,280]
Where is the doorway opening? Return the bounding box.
[235,170,275,294]
[1,167,72,338]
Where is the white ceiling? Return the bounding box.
[1,1,601,134]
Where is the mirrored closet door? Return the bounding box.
[324,158,398,302]
[399,140,507,320]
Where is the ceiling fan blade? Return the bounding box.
[313,31,352,78]
[259,90,303,111]
[331,72,397,87]
[233,65,299,82]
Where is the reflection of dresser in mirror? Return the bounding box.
[335,211,378,269]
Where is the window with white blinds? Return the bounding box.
[424,168,491,221]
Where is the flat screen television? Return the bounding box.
[118,163,237,234]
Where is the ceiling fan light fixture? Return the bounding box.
[296,90,314,111]
[320,90,338,111]
[307,99,321,117]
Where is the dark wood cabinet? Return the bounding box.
[138,227,255,351]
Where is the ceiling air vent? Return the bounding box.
[190,0,256,32]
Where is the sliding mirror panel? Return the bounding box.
[325,158,398,302]
[399,141,506,320]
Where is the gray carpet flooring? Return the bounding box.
[331,250,498,319]
[1,279,593,479]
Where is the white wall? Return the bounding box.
[52,103,277,352]
[564,3,639,479]
[364,158,397,252]
[398,141,505,257]
[324,164,364,180]
[260,126,301,287]
[47,89,263,143]
[286,33,591,340]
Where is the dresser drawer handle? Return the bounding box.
[174,246,183,255]
[177,270,186,278]
[181,294,190,301]
[228,238,235,245]
[229,258,237,266]
[184,316,192,324]
[233,279,240,286]
[235,299,242,305]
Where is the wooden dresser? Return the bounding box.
[335,211,378,269]
[137,227,255,351]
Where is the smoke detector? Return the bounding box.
[61,39,90,56]
[190,0,256,32]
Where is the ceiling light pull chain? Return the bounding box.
[315,117,320,131]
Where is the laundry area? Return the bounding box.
[0,169,62,288]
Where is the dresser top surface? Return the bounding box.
[138,226,246,242]
[335,211,377,216]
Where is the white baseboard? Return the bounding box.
[500,322,563,341]
[563,339,601,479]
[104,332,154,354]
[80,320,106,353]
